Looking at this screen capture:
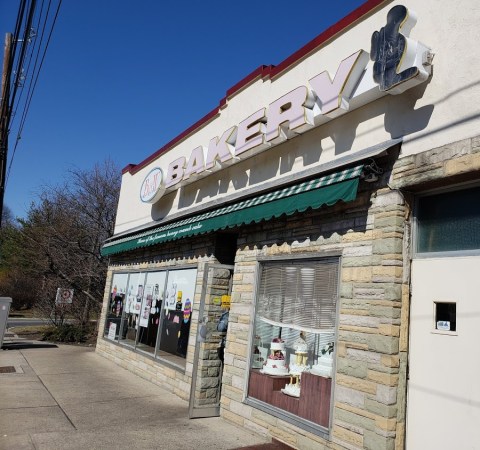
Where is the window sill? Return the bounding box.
[431,329,458,336]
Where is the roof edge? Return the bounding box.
[123,0,389,175]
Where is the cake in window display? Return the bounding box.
[282,373,301,397]
[252,335,265,369]
[289,331,311,375]
[311,342,334,377]
[261,338,289,375]
[282,331,310,397]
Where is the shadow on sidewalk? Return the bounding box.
[2,342,58,350]
[233,438,295,449]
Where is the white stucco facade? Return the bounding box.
[113,0,480,235]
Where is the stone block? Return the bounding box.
[365,398,397,419]
[346,348,382,365]
[416,138,471,166]
[341,314,381,328]
[229,399,253,419]
[342,266,373,283]
[373,266,403,278]
[231,374,245,390]
[338,331,368,347]
[380,355,400,368]
[335,385,366,409]
[378,324,400,337]
[373,239,403,255]
[343,245,374,257]
[340,325,379,335]
[336,358,368,379]
[375,384,398,405]
[296,434,330,450]
[366,335,399,355]
[335,407,375,433]
[333,425,364,447]
[375,417,397,431]
[343,256,380,268]
[265,426,298,447]
[363,430,395,450]
[374,216,405,230]
[335,402,377,421]
[353,286,385,301]
[336,373,377,395]
[222,409,245,426]
[369,306,401,320]
[368,370,399,386]
[243,418,270,437]
[251,408,279,427]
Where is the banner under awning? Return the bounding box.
[102,165,363,256]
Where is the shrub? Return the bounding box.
[42,324,94,343]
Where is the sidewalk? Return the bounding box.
[0,335,271,450]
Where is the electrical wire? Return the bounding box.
[8,0,37,126]
[10,0,46,125]
[5,0,62,186]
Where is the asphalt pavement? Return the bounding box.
[0,332,271,450]
[6,318,50,328]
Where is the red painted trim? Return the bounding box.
[124,0,387,175]
[127,107,220,175]
[226,65,275,99]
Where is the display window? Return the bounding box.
[247,257,339,430]
[159,269,197,359]
[136,271,166,354]
[104,273,129,341]
[104,268,197,368]
[120,272,145,347]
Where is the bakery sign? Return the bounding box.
[141,5,433,204]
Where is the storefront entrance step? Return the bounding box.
[233,438,295,450]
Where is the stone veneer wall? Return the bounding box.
[220,134,480,449]
[192,266,232,408]
[96,233,218,401]
[219,184,408,450]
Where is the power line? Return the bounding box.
[2,0,62,191]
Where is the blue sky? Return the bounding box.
[1,0,367,219]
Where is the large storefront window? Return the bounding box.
[247,257,339,430]
[104,268,197,368]
[104,273,129,341]
[136,271,166,354]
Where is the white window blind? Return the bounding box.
[256,258,339,334]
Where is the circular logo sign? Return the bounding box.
[140,167,165,203]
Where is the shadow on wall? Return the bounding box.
[151,79,433,222]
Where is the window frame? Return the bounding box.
[244,252,341,437]
[413,182,480,259]
[103,265,198,372]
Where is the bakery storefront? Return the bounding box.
[98,0,480,448]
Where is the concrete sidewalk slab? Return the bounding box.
[0,380,58,408]
[0,344,269,450]
[0,405,75,435]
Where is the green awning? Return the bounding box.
[102,165,363,256]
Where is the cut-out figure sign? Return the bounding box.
[371,5,431,94]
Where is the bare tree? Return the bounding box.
[13,159,120,327]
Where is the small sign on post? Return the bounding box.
[55,288,74,305]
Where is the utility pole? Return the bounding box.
[0,33,13,228]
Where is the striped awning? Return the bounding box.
[101,165,363,256]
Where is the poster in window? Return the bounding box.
[139,284,153,328]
